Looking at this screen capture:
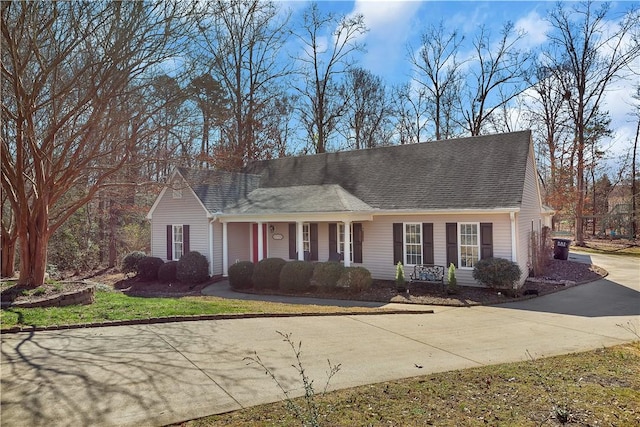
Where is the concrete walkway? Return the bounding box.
[1,251,638,427]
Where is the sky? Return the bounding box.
[283,0,639,160]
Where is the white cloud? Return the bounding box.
[514,10,550,48]
[347,0,424,83]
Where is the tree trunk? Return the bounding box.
[18,215,50,288]
[1,237,17,278]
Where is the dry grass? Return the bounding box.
[175,342,640,427]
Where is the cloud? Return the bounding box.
[347,0,424,84]
[514,10,550,48]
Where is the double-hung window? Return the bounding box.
[302,223,310,253]
[337,223,354,262]
[173,225,184,260]
[404,223,422,265]
[459,223,479,268]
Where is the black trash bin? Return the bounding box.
[552,238,571,260]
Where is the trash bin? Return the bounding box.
[552,238,571,260]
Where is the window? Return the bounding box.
[337,223,354,262]
[459,223,479,268]
[173,225,183,260]
[302,223,310,253]
[404,223,422,265]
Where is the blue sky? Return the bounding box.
[281,0,638,158]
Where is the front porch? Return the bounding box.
[219,217,371,277]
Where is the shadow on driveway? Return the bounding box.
[499,278,639,317]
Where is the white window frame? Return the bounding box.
[172,224,184,261]
[302,223,310,253]
[337,223,354,262]
[458,222,480,269]
[404,223,423,266]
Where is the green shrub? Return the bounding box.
[228,261,255,290]
[252,257,286,290]
[122,251,146,276]
[472,257,522,289]
[395,262,406,290]
[336,266,372,293]
[176,251,210,284]
[280,261,315,291]
[447,263,458,294]
[137,256,164,280]
[158,261,178,283]
[311,262,344,290]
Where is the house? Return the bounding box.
[146,130,552,287]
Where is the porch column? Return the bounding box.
[343,220,352,267]
[222,221,229,277]
[257,221,264,261]
[297,221,304,260]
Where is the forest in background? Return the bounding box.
[2,0,639,286]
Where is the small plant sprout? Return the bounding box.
[244,331,341,427]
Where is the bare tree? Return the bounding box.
[543,1,640,245]
[390,83,430,144]
[340,68,392,149]
[293,2,367,153]
[1,1,193,286]
[194,0,291,169]
[410,21,464,140]
[461,22,531,136]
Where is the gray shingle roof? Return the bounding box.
[177,131,532,215]
[225,184,373,214]
[244,131,532,211]
[176,167,261,213]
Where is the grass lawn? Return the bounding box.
[175,342,640,426]
[0,290,383,329]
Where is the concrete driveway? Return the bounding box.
[1,251,638,427]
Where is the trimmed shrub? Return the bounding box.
[228,261,255,290]
[121,251,146,276]
[280,261,315,291]
[447,263,459,294]
[137,256,164,280]
[472,257,522,289]
[336,266,372,293]
[310,262,344,290]
[252,257,286,290]
[176,251,210,284]
[158,261,178,283]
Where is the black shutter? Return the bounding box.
[353,223,363,263]
[480,223,493,259]
[393,223,403,264]
[166,225,173,260]
[183,225,190,254]
[446,223,458,267]
[329,223,337,259]
[422,223,434,264]
[288,223,296,259]
[310,223,318,261]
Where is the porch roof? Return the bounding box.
[224,184,374,215]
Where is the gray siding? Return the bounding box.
[150,186,210,264]
[515,146,545,285]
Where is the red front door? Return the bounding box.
[252,223,268,262]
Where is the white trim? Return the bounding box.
[171,224,184,261]
[222,221,229,277]
[257,222,264,261]
[297,221,304,261]
[458,222,480,270]
[343,220,352,267]
[208,220,214,276]
[510,212,517,262]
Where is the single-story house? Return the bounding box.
[146,130,553,287]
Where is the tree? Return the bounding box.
[390,83,430,144]
[293,2,367,153]
[194,0,292,169]
[340,68,392,149]
[543,1,640,245]
[1,1,193,286]
[410,21,464,140]
[461,22,531,136]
